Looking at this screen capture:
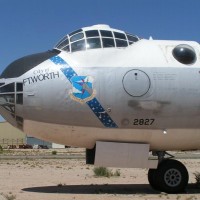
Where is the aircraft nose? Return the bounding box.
[0,49,60,129]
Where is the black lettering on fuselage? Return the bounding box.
[31,76,38,83]
[23,71,60,86]
[52,71,60,78]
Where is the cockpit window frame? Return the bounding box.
[55,28,141,53]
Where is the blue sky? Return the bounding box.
[0,0,200,121]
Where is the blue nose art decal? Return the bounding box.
[50,55,118,128]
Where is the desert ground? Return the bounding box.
[0,149,200,200]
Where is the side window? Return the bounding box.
[0,83,15,93]
[102,38,115,48]
[71,40,86,52]
[126,34,139,44]
[86,38,101,49]
[172,44,197,65]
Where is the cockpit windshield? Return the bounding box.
[55,25,140,53]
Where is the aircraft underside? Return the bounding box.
[23,119,200,151]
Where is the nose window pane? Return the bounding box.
[0,83,15,93]
[0,94,15,104]
[16,94,23,104]
[17,83,23,92]
[0,94,15,115]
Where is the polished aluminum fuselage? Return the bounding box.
[1,39,200,150]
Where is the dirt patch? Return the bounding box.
[0,150,200,200]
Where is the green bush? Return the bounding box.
[114,170,121,177]
[4,194,16,200]
[93,167,120,178]
[52,150,57,155]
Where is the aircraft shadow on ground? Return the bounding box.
[22,184,200,195]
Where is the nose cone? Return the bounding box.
[0,49,60,79]
[0,49,60,129]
